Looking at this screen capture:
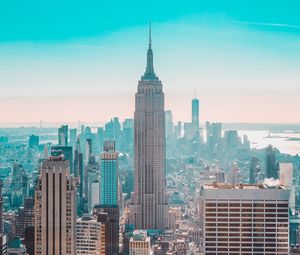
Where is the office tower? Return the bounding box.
[249,156,259,184]
[224,130,239,148]
[200,183,289,255]
[227,163,240,184]
[74,138,84,215]
[85,138,92,163]
[69,128,77,149]
[215,171,226,183]
[94,209,119,255]
[24,226,34,255]
[28,135,39,149]
[265,145,278,179]
[58,124,68,146]
[192,96,199,129]
[0,181,3,255]
[174,121,182,139]
[99,141,119,255]
[129,230,151,255]
[206,122,222,147]
[129,24,168,230]
[165,110,174,140]
[15,198,34,238]
[51,145,73,174]
[76,216,103,255]
[122,119,134,153]
[90,180,100,210]
[97,127,104,153]
[74,138,84,184]
[86,155,100,212]
[100,141,118,206]
[34,154,76,255]
[279,163,295,208]
[279,163,293,187]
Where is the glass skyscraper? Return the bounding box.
[100,141,118,206]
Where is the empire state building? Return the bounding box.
[129,25,168,230]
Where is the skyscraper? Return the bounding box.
[34,153,76,255]
[129,24,168,230]
[100,141,118,206]
[58,125,68,146]
[192,96,199,129]
[265,144,278,179]
[249,156,259,184]
[99,141,119,255]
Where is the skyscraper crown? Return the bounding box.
[141,22,158,81]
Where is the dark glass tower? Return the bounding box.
[129,24,168,230]
[265,145,278,179]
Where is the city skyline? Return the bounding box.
[0,1,300,123]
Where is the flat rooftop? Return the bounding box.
[203,183,287,190]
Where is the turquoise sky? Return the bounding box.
[0,0,299,123]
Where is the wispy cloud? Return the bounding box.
[235,21,300,30]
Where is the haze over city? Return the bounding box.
[0,0,300,123]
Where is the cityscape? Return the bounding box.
[1,1,300,255]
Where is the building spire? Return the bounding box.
[149,20,152,49]
[142,21,158,81]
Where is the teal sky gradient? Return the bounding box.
[0,1,300,123]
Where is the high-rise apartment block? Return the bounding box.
[34,154,76,255]
[200,183,289,255]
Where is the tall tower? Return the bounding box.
[129,24,168,230]
[98,141,119,255]
[192,95,199,129]
[265,144,278,179]
[34,153,76,255]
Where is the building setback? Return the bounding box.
[129,24,168,230]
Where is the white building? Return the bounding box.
[90,180,100,209]
[200,183,290,255]
[279,163,293,187]
[129,230,151,255]
[279,163,295,208]
[76,216,102,255]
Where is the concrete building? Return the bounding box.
[34,154,76,255]
[279,163,295,208]
[129,23,168,230]
[129,230,151,255]
[200,183,290,255]
[76,216,102,255]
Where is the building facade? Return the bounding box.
[129,230,151,255]
[76,216,102,255]
[34,154,76,255]
[200,183,290,255]
[129,24,168,230]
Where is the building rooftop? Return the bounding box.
[203,182,287,190]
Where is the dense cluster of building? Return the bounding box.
[0,26,300,255]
